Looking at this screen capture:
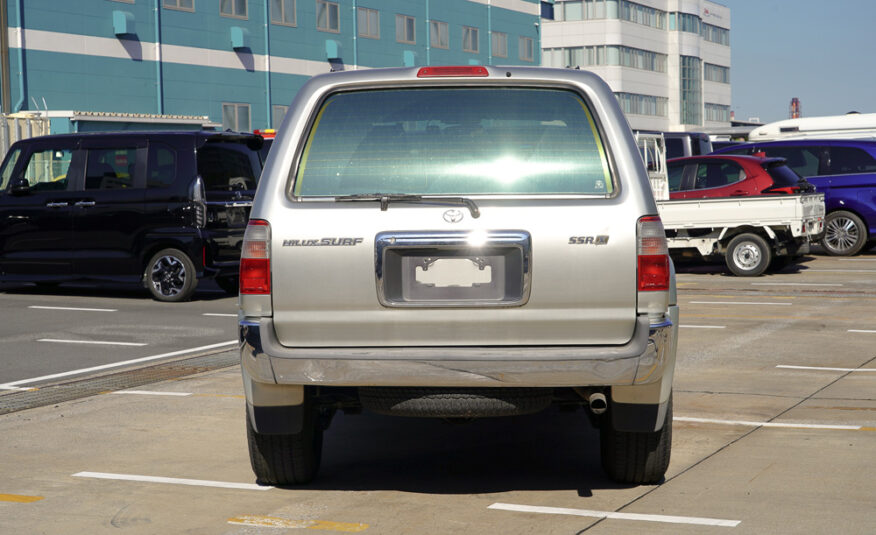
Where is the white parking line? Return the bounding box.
[689,301,792,306]
[112,390,193,397]
[680,325,726,329]
[849,329,876,334]
[675,416,861,431]
[488,503,740,528]
[777,365,876,373]
[37,339,147,347]
[750,282,842,287]
[28,305,118,312]
[203,313,237,317]
[806,269,876,273]
[0,340,237,388]
[72,472,271,491]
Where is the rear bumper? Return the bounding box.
[239,312,677,388]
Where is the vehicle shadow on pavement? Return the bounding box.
[673,254,819,276]
[295,408,635,495]
[0,282,230,302]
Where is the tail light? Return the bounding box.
[637,216,669,291]
[190,176,206,228]
[240,219,271,294]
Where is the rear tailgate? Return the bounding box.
[260,75,648,348]
[269,201,639,347]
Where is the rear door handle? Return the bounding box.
[74,201,96,207]
[730,190,748,196]
[46,202,69,208]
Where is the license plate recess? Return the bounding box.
[376,231,531,307]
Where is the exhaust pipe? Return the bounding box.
[588,392,608,415]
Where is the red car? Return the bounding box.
[667,155,812,199]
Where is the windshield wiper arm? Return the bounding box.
[334,194,480,218]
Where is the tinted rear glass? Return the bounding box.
[765,163,802,187]
[664,138,684,160]
[293,88,614,196]
[197,143,259,191]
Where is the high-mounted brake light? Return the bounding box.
[637,216,669,292]
[417,66,489,78]
[240,219,271,294]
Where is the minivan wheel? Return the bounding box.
[726,233,771,276]
[145,248,197,302]
[600,395,672,485]
[822,211,867,256]
[246,404,323,486]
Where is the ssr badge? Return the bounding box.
[569,235,610,245]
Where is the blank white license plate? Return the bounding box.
[414,258,492,288]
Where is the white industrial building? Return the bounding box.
[541,0,731,132]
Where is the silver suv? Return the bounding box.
[239,66,679,485]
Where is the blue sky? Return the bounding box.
[725,0,875,123]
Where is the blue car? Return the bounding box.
[713,139,876,255]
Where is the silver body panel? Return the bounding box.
[241,66,676,402]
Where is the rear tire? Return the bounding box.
[726,233,771,277]
[822,210,867,256]
[600,395,672,485]
[145,248,198,302]
[246,402,323,486]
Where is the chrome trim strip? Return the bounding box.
[374,230,532,308]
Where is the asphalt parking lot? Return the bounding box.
[1,253,875,534]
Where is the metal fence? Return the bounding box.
[0,113,50,161]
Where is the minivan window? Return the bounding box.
[197,144,259,191]
[147,144,177,188]
[761,146,821,177]
[0,148,21,190]
[664,138,684,160]
[22,148,73,191]
[294,88,614,196]
[827,146,876,174]
[85,148,139,189]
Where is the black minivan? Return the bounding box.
[0,131,264,301]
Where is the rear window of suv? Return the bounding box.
[293,88,614,197]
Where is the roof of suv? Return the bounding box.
[713,138,876,152]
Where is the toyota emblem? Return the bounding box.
[443,209,464,223]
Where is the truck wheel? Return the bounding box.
[245,405,323,485]
[600,395,672,485]
[145,248,198,302]
[726,233,771,276]
[822,211,867,256]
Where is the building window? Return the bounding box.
[317,0,339,32]
[396,14,415,44]
[680,55,702,125]
[272,105,288,128]
[704,63,730,84]
[491,32,508,58]
[702,22,730,46]
[519,36,534,62]
[620,1,665,29]
[670,12,700,33]
[220,0,247,18]
[430,20,449,49]
[553,0,620,22]
[463,26,479,53]
[164,0,194,11]
[271,0,295,26]
[615,93,668,117]
[543,45,665,72]
[704,103,731,122]
[223,103,251,132]
[357,7,379,39]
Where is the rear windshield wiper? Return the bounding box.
[333,193,480,218]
